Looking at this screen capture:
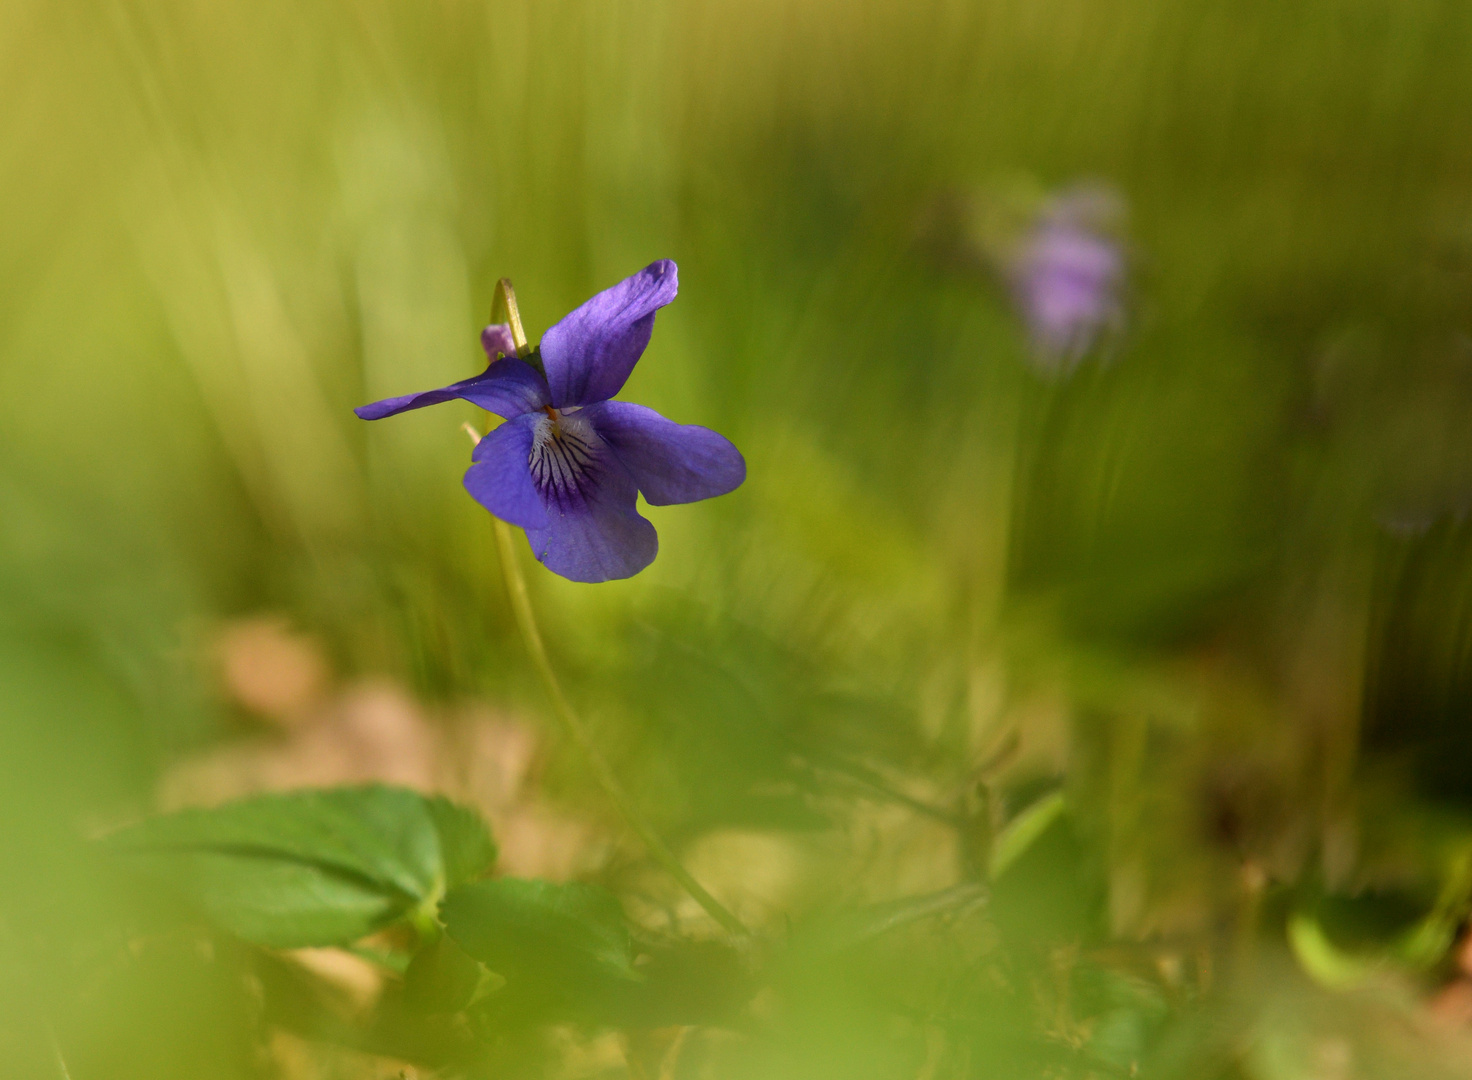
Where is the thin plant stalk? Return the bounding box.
[477,279,749,938]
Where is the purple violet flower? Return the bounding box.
[356,260,745,583]
[1010,186,1125,371]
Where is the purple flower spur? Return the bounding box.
[356,260,745,582]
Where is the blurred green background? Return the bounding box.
[9,0,1472,1076]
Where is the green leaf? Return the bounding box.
[441,878,640,992]
[404,931,490,1014]
[103,785,496,948]
[425,795,499,892]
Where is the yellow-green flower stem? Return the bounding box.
[481,279,749,939]
[490,519,747,936]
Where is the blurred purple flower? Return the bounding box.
[356,261,745,583]
[1010,186,1126,371]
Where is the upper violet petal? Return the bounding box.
[524,450,657,583]
[463,414,549,530]
[540,260,678,407]
[355,356,550,421]
[584,401,745,506]
[481,323,519,361]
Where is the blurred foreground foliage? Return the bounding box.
[8,0,1472,1076]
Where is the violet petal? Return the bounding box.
[584,401,746,506]
[355,356,550,421]
[463,414,549,529]
[523,426,656,582]
[540,260,679,408]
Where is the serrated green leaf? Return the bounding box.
[425,795,498,891]
[104,785,496,948]
[441,878,639,991]
[130,848,405,947]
